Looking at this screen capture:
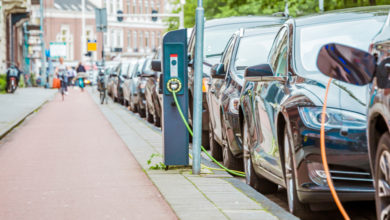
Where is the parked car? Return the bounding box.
[112,61,132,104]
[240,6,390,217]
[107,64,119,97]
[316,12,390,220]
[137,58,156,118]
[145,49,163,127]
[187,16,287,148]
[127,59,143,113]
[123,60,138,108]
[207,26,281,170]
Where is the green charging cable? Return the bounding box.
[171,91,246,177]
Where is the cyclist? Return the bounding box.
[6,62,22,92]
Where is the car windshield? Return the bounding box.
[235,33,276,75]
[296,16,386,74]
[144,59,152,73]
[121,63,129,75]
[204,26,242,58]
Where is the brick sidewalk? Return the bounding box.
[0,89,177,220]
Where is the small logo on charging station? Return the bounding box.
[170,54,178,77]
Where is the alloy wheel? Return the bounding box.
[284,131,295,213]
[377,148,390,220]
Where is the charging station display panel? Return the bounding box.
[163,43,186,95]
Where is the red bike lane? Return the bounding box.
[0,90,177,220]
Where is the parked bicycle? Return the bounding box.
[97,70,107,104]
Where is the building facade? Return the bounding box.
[103,0,167,59]
[40,0,102,63]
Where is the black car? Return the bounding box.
[145,49,162,127]
[187,16,287,148]
[240,6,390,217]
[207,26,281,170]
[316,12,390,219]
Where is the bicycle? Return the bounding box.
[97,74,107,104]
[59,78,66,101]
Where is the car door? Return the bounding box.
[209,36,236,142]
[252,27,288,178]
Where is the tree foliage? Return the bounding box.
[174,0,390,28]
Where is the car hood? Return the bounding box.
[298,73,369,115]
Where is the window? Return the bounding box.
[139,0,143,13]
[145,0,149,13]
[133,0,137,13]
[151,32,155,49]
[145,31,149,49]
[117,0,122,11]
[56,25,73,60]
[127,31,131,49]
[133,31,137,49]
[157,31,161,46]
[126,0,130,13]
[110,29,115,47]
[103,33,108,47]
[151,0,154,10]
[139,31,143,48]
[110,0,114,14]
[269,27,288,76]
[221,36,235,73]
[156,0,160,12]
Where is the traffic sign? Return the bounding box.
[87,40,97,51]
[49,42,67,58]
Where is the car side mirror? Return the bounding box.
[210,63,225,79]
[151,60,161,72]
[377,58,390,89]
[316,43,376,86]
[244,64,273,82]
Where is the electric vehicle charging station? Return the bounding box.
[161,29,189,166]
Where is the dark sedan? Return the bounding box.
[240,6,390,217]
[316,11,390,219]
[112,61,132,104]
[207,26,281,170]
[187,16,287,148]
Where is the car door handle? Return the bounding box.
[210,89,216,94]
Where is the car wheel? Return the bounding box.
[375,132,390,220]
[139,102,146,117]
[146,105,154,123]
[243,119,277,194]
[209,121,223,161]
[284,127,310,217]
[154,108,161,127]
[222,121,243,171]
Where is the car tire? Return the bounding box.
[209,121,223,161]
[243,120,277,194]
[154,109,161,127]
[146,105,154,123]
[129,95,138,113]
[222,121,243,171]
[375,132,390,220]
[283,127,310,217]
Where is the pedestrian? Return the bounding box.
[76,62,86,73]
[67,66,76,86]
[55,57,68,95]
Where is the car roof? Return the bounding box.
[205,16,286,29]
[242,25,282,38]
[293,5,390,27]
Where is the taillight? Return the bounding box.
[202,78,209,93]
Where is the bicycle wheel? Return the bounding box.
[100,89,105,104]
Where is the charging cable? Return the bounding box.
[321,78,350,220]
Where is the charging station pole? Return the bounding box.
[192,0,204,175]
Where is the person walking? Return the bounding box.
[55,57,68,95]
[67,66,76,86]
[76,62,86,92]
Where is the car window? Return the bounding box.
[296,17,386,73]
[234,32,276,75]
[221,36,236,73]
[268,27,288,76]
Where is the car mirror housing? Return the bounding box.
[244,64,273,81]
[210,63,225,79]
[316,43,376,86]
[377,57,390,89]
[151,60,161,72]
